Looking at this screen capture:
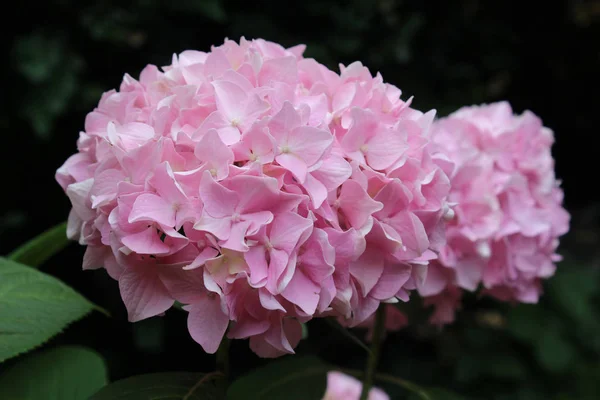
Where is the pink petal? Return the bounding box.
[183,247,220,270]
[228,318,270,339]
[118,265,174,322]
[203,47,231,79]
[241,94,271,129]
[268,102,301,140]
[349,249,385,296]
[298,229,336,282]
[212,80,246,122]
[258,56,298,86]
[369,263,412,301]
[388,211,429,259]
[217,126,243,146]
[266,248,290,294]
[338,180,383,230]
[160,266,204,304]
[365,127,407,170]
[194,129,234,180]
[242,211,275,234]
[219,220,252,252]
[66,179,95,221]
[341,108,378,153]
[373,180,412,219]
[258,289,286,311]
[270,212,313,253]
[227,174,303,214]
[287,126,333,166]
[281,267,320,315]
[198,171,238,218]
[302,173,328,208]
[244,245,269,287]
[150,162,188,205]
[276,153,308,183]
[82,245,108,271]
[187,295,229,354]
[128,193,175,227]
[310,154,352,191]
[121,226,171,255]
[455,258,483,291]
[193,214,232,240]
[417,262,451,297]
[90,169,126,208]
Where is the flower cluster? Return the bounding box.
[322,371,389,400]
[56,38,452,356]
[417,102,570,324]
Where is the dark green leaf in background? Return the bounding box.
[534,331,575,373]
[90,372,225,400]
[0,346,107,399]
[227,356,329,400]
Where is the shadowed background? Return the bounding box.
[1,1,599,399]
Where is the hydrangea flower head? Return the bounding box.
[322,371,389,400]
[57,37,453,356]
[418,102,570,324]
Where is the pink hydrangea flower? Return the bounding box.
[56,37,452,357]
[417,102,570,324]
[322,371,389,400]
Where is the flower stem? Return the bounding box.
[216,336,230,383]
[360,305,386,400]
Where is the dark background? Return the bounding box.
[1,1,599,399]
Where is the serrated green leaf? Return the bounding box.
[0,345,107,399]
[0,257,97,362]
[90,371,225,400]
[8,221,69,268]
[227,356,329,400]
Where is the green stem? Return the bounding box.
[216,336,230,384]
[360,305,386,400]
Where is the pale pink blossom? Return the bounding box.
[418,102,570,324]
[322,371,389,400]
[56,38,453,356]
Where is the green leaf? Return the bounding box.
[0,346,107,399]
[8,221,69,268]
[227,356,329,400]
[90,372,225,400]
[534,331,575,373]
[0,257,97,362]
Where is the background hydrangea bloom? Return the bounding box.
[417,102,570,324]
[322,371,389,400]
[56,37,452,356]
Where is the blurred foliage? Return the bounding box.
[0,346,107,399]
[380,256,600,400]
[1,0,599,399]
